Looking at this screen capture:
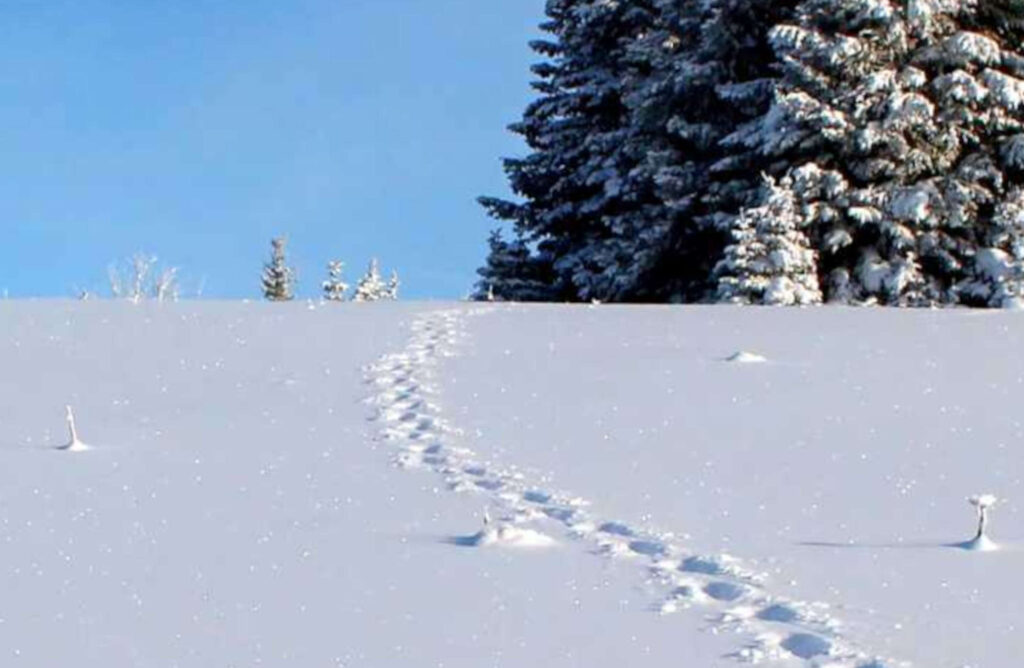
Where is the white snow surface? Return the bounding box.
[1,301,1023,667]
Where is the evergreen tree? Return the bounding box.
[981,0,1024,36]
[743,0,1024,305]
[478,0,661,302]
[477,0,1024,308]
[261,237,295,302]
[322,260,349,302]
[714,175,822,305]
[479,0,798,303]
[625,0,799,301]
[386,270,400,301]
[353,258,387,302]
[958,189,1024,308]
[473,229,559,301]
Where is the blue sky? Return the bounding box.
[0,0,545,299]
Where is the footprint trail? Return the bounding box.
[365,307,904,668]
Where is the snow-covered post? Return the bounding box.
[60,405,89,452]
[965,494,998,551]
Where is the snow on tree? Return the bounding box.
[735,0,1024,305]
[478,0,663,302]
[261,237,295,302]
[958,189,1024,308]
[714,175,822,305]
[624,0,799,301]
[473,229,558,302]
[322,260,349,302]
[353,258,387,302]
[386,270,400,301]
[477,0,1024,307]
[108,253,180,302]
[478,0,800,303]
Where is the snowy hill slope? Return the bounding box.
[441,304,1024,667]
[1,301,1021,666]
[0,301,727,667]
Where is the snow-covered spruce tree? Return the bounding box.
[322,260,349,302]
[262,237,296,301]
[714,175,822,305]
[479,0,667,302]
[386,270,400,301]
[473,229,559,301]
[353,258,387,302]
[736,0,1024,305]
[958,188,1024,307]
[623,0,799,301]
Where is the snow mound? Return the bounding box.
[724,350,768,364]
[452,523,557,549]
[959,535,1000,552]
[56,440,91,453]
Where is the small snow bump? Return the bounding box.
[724,351,768,364]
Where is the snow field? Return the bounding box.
[440,304,1024,667]
[0,301,740,667]
[4,301,1023,667]
[366,307,897,667]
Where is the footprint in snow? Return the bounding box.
[598,521,635,537]
[627,539,668,557]
[755,603,800,623]
[703,581,747,602]
[781,632,833,659]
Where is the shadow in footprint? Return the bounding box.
[756,603,799,623]
[680,556,723,575]
[781,633,831,659]
[543,507,576,523]
[442,534,485,548]
[628,540,667,557]
[598,522,634,538]
[703,582,745,602]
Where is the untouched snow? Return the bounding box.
[2,300,1023,666]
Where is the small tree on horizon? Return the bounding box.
[262,237,295,301]
[386,269,400,300]
[353,258,387,302]
[322,260,349,301]
[108,253,180,303]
